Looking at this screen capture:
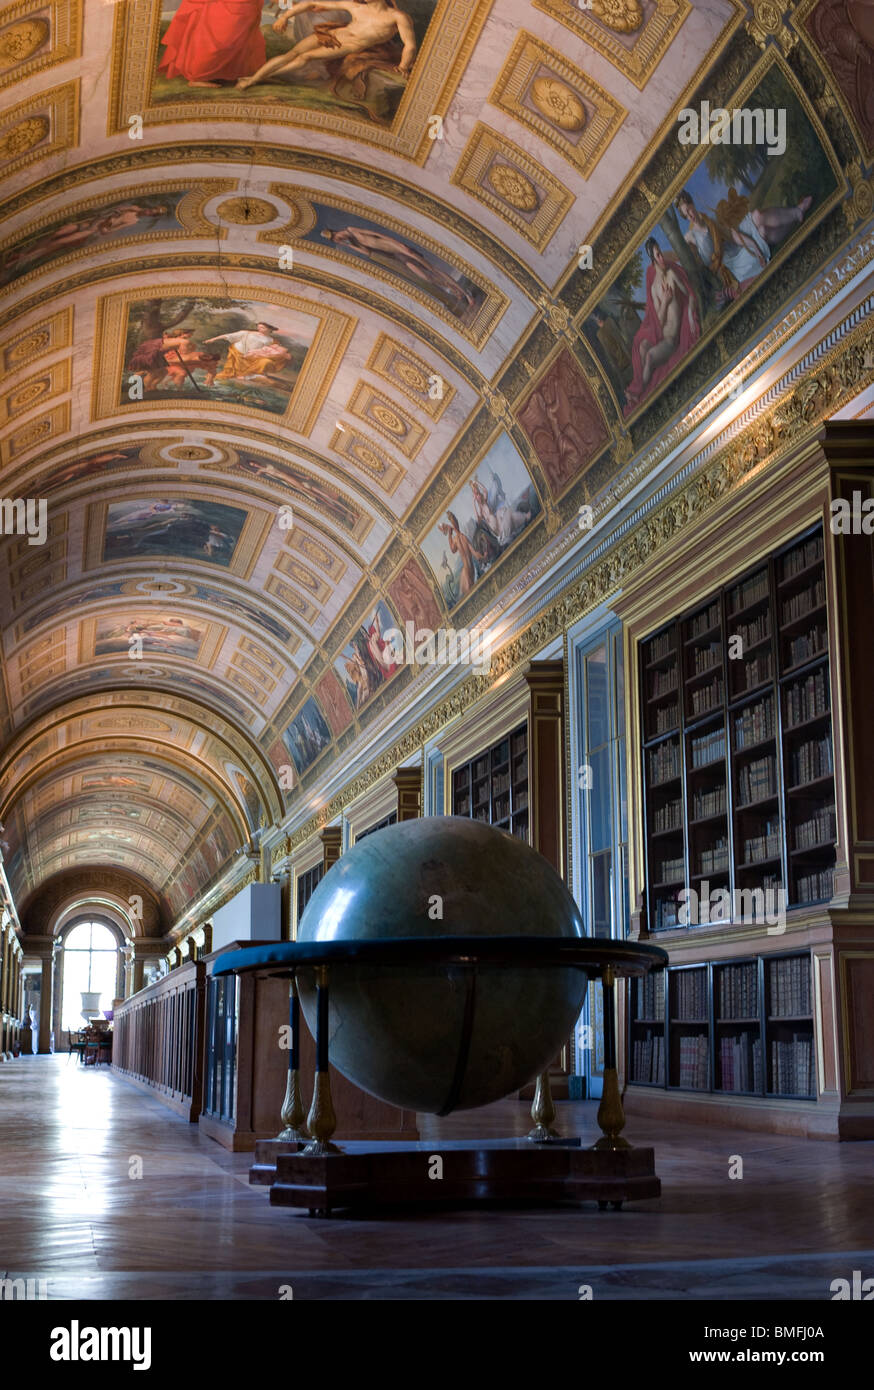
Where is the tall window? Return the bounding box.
[61,922,119,1032]
[577,626,628,939]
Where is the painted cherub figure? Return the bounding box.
[236,0,417,90]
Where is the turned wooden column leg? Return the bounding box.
[303,965,341,1156]
[528,1071,561,1142]
[278,974,308,1142]
[594,965,630,1151]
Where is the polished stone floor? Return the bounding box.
[1,1055,872,1300]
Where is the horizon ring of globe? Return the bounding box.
[296,816,587,1114]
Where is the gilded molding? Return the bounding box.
[489,32,626,178]
[531,0,692,90]
[451,123,574,250]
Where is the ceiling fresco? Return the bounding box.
[0,0,871,930]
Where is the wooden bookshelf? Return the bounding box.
[355,811,398,842]
[639,524,835,933]
[628,951,814,1099]
[450,721,529,839]
[296,862,323,923]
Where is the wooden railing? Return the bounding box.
[112,961,205,1120]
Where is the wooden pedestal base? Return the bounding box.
[267,1140,660,1215]
[249,1137,307,1186]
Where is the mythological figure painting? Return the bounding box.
[302,203,486,326]
[334,598,401,712]
[121,296,316,414]
[0,195,187,288]
[103,499,247,568]
[581,66,838,418]
[231,450,365,536]
[151,0,438,127]
[421,433,541,611]
[95,614,204,661]
[282,696,332,774]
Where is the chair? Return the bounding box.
[67,1031,86,1064]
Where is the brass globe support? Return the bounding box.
[528,1071,561,1142]
[594,965,629,1150]
[278,974,309,1142]
[304,965,341,1155]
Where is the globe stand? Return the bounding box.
[593,967,631,1153]
[277,978,309,1144]
[302,966,342,1157]
[527,1072,562,1143]
[251,975,309,1187]
[218,936,667,1217]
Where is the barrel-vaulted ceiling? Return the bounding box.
[0,0,870,926]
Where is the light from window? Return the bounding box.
[61,921,119,1032]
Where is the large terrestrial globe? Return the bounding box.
[296,816,586,1114]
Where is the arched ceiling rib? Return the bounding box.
[1,0,870,925]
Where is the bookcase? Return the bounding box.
[628,950,815,1099]
[296,861,323,923]
[355,811,398,842]
[639,523,835,933]
[450,721,529,838]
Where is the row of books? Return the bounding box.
[720,1034,764,1093]
[784,668,828,727]
[730,571,769,615]
[781,577,826,626]
[694,786,726,819]
[781,535,823,582]
[647,631,675,663]
[652,799,682,833]
[691,677,723,715]
[650,666,678,698]
[794,805,836,849]
[693,641,722,675]
[654,702,680,734]
[698,840,729,874]
[767,955,811,1016]
[631,1034,665,1084]
[634,973,666,1019]
[788,736,833,786]
[737,754,776,805]
[738,652,773,691]
[649,741,680,785]
[717,961,758,1018]
[677,1033,709,1089]
[786,626,826,669]
[734,612,770,648]
[770,1035,815,1096]
[691,728,725,768]
[796,868,833,903]
[734,697,775,749]
[688,601,720,639]
[659,856,685,883]
[653,898,680,930]
[674,969,707,1019]
[742,823,780,864]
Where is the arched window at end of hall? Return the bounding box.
[60,921,120,1034]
